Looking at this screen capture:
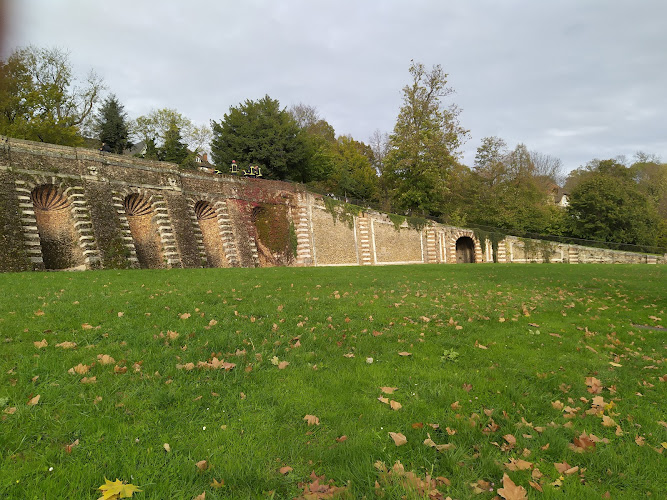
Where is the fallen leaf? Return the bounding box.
[389,432,407,446]
[180,313,191,319]
[192,492,205,500]
[81,376,97,384]
[497,473,527,500]
[380,386,398,394]
[97,354,115,365]
[451,401,462,410]
[163,443,171,453]
[210,479,224,489]
[65,439,79,453]
[97,478,142,499]
[335,435,347,442]
[389,400,402,411]
[505,458,533,471]
[34,339,48,348]
[279,466,293,475]
[27,394,40,406]
[68,363,89,375]
[278,361,289,369]
[398,351,412,356]
[55,341,77,349]
[196,460,208,470]
[304,414,320,426]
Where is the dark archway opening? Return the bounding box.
[456,236,475,264]
[124,193,164,269]
[31,184,83,269]
[195,201,227,268]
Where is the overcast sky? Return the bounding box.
[4,0,667,174]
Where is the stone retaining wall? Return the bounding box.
[0,137,664,272]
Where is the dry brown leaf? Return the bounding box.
[279,466,293,475]
[380,386,398,394]
[585,376,603,394]
[196,460,208,470]
[398,351,412,356]
[114,365,128,374]
[81,323,93,330]
[34,339,48,348]
[335,435,347,442]
[193,492,205,500]
[97,354,115,365]
[4,407,17,415]
[389,432,407,446]
[277,361,289,369]
[27,394,40,406]
[503,434,517,446]
[450,401,461,410]
[303,414,320,426]
[65,439,79,453]
[163,443,171,453]
[210,479,224,489]
[68,363,89,375]
[81,376,97,384]
[601,415,616,427]
[505,458,533,471]
[34,309,44,316]
[528,481,543,492]
[470,479,492,494]
[55,341,77,349]
[389,400,402,411]
[497,473,528,500]
[180,313,191,319]
[378,396,389,404]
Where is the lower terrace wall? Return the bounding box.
[0,137,664,272]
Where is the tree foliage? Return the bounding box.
[382,61,469,216]
[567,159,661,246]
[0,46,104,145]
[211,96,308,181]
[94,94,131,154]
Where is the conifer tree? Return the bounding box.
[95,94,131,153]
[160,119,188,164]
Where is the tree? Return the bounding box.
[160,118,189,165]
[0,46,104,145]
[94,94,131,153]
[132,108,210,153]
[211,96,308,181]
[382,61,469,216]
[567,159,660,246]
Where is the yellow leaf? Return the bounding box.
[97,478,142,499]
[210,479,225,488]
[163,443,171,453]
[497,473,528,500]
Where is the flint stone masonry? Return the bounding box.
[0,136,664,272]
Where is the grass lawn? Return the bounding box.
[0,264,665,499]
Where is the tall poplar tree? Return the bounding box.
[382,61,469,216]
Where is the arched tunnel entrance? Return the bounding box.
[30,184,84,269]
[455,236,476,263]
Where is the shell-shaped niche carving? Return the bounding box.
[124,193,153,217]
[30,184,70,211]
[194,201,217,220]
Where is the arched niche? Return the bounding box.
[30,184,84,269]
[194,200,228,268]
[124,193,164,269]
[455,236,476,264]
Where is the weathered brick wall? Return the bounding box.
[0,137,664,272]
